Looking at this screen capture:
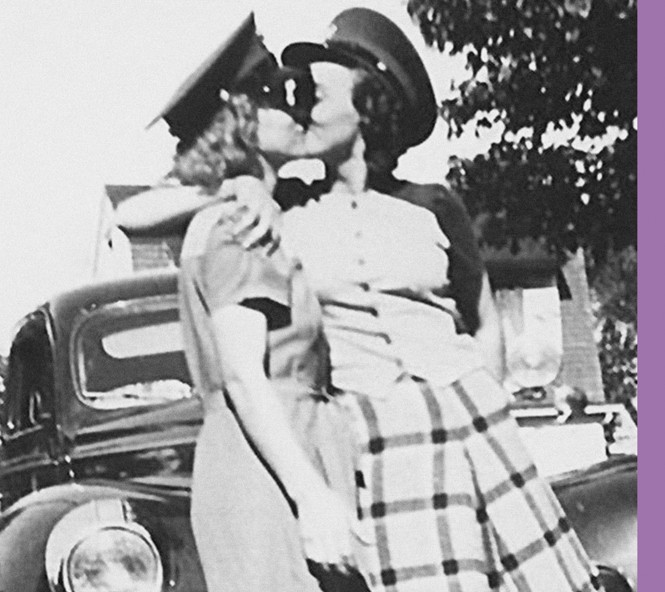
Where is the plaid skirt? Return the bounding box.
[344,370,604,592]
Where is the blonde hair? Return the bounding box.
[169,94,264,194]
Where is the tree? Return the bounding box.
[407,0,637,400]
[408,0,636,260]
[590,246,637,405]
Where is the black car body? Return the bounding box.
[0,271,636,591]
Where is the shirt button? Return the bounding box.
[359,282,370,291]
[355,230,362,239]
[357,258,365,266]
[351,200,358,209]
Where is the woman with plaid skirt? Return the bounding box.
[276,171,603,592]
[264,9,606,592]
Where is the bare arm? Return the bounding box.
[211,304,358,566]
[114,184,213,233]
[115,179,281,248]
[474,272,505,383]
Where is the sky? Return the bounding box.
[0,0,500,355]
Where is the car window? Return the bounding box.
[4,312,54,434]
[72,295,193,409]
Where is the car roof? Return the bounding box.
[12,270,181,349]
[48,269,178,316]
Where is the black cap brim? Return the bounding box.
[282,42,363,70]
[282,39,436,148]
[148,13,276,143]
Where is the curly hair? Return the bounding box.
[352,70,406,186]
[169,93,264,195]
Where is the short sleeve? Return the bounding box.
[181,205,290,314]
[201,244,290,312]
[392,182,484,334]
[430,189,484,335]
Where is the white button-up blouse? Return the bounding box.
[281,189,484,398]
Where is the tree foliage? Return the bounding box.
[407,0,637,402]
[590,246,637,404]
[407,0,636,261]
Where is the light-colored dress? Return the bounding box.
[282,188,604,592]
[179,204,359,592]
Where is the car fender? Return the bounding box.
[0,482,206,592]
[551,455,637,589]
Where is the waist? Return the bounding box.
[200,378,341,415]
[270,376,336,401]
[326,332,483,399]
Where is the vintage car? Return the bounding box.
[0,271,637,592]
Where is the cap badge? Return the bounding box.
[325,24,338,41]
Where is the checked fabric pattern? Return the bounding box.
[344,370,604,592]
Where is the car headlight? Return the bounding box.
[45,498,163,592]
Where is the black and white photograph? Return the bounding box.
[0,1,637,591]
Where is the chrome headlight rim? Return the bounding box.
[45,498,164,592]
[63,523,163,592]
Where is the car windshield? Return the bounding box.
[73,295,193,409]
